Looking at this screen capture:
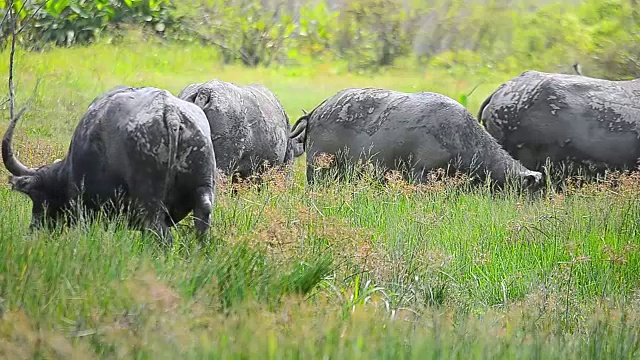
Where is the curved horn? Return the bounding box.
[2,107,36,176]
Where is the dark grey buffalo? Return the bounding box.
[2,86,216,242]
[289,87,542,186]
[478,70,640,173]
[178,80,294,181]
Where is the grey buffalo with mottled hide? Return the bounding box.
[2,86,216,243]
[289,87,542,186]
[178,80,294,181]
[478,70,640,173]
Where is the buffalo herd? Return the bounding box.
[3,71,639,242]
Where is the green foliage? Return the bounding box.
[2,0,638,77]
[171,0,639,77]
[416,0,639,78]
[576,0,640,78]
[0,0,177,48]
[178,0,422,70]
[333,0,420,71]
[293,2,338,62]
[180,0,297,67]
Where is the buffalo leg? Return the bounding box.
[141,201,172,245]
[306,163,315,184]
[193,186,214,240]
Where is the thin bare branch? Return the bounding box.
[8,0,17,125]
[18,1,47,35]
[6,1,43,123]
[15,0,28,18]
[0,7,10,30]
[183,23,253,65]
[8,0,29,35]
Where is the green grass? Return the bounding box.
[1,38,640,359]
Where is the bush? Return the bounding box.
[1,0,638,77]
[292,1,338,61]
[178,0,297,67]
[0,0,178,49]
[576,0,640,79]
[332,0,420,71]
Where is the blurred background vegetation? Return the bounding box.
[0,0,638,79]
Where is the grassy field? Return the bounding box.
[1,39,640,359]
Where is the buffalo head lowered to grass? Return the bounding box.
[3,86,216,243]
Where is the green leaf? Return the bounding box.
[49,0,70,17]
[69,4,89,19]
[458,94,468,108]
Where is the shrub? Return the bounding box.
[1,0,638,77]
[333,0,420,71]
[178,0,297,67]
[0,0,177,49]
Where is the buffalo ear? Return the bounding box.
[8,175,37,195]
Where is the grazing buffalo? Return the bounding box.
[289,87,542,186]
[178,80,293,181]
[2,86,216,243]
[478,70,640,173]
